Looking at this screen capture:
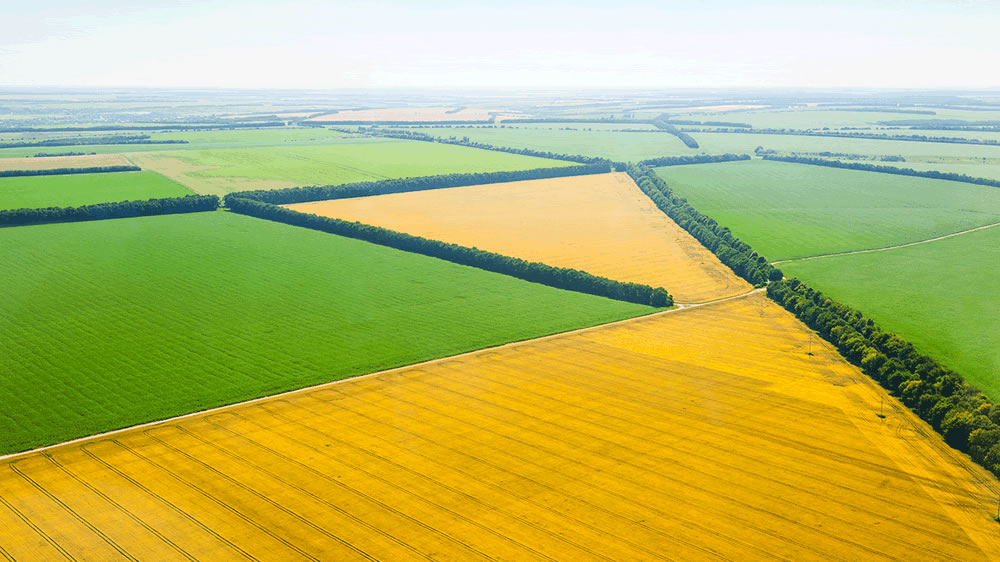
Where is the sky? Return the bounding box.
[0,0,997,90]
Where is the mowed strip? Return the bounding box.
[287,172,750,303]
[2,293,998,560]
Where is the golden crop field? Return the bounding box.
[2,292,997,560]
[287,172,752,303]
[0,153,131,171]
[307,107,496,122]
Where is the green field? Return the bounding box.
[781,225,1000,399]
[415,126,695,160]
[0,211,653,454]
[0,170,192,210]
[654,159,1000,260]
[132,139,572,195]
[693,132,1000,160]
[676,110,935,130]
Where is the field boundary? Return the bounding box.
[762,154,1000,189]
[0,288,760,463]
[771,221,1000,265]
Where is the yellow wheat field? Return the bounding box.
[2,292,998,560]
[0,153,131,172]
[287,172,751,303]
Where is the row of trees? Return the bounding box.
[0,166,140,178]
[763,155,1000,189]
[0,122,284,134]
[0,135,188,149]
[225,196,672,307]
[651,115,700,149]
[722,127,1000,146]
[0,195,219,227]
[500,118,641,124]
[226,163,612,206]
[346,126,614,166]
[627,164,782,286]
[33,152,95,157]
[666,119,751,128]
[768,279,1000,477]
[639,154,750,167]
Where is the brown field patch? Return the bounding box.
[308,107,495,122]
[0,153,131,172]
[287,172,751,303]
[2,293,998,559]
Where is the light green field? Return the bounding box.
[693,132,1000,160]
[781,225,1000,399]
[0,211,653,454]
[132,140,573,196]
[0,170,192,210]
[676,110,932,130]
[654,159,1000,260]
[416,126,694,160]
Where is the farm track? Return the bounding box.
[2,291,999,560]
[772,220,1000,265]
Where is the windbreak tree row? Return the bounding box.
[714,127,1000,146]
[762,154,1000,188]
[0,195,219,227]
[0,135,189,149]
[0,166,141,178]
[768,279,1000,478]
[651,115,700,149]
[226,163,612,206]
[627,164,782,286]
[226,196,672,307]
[639,154,750,167]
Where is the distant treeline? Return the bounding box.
[346,126,614,166]
[0,135,189,149]
[830,107,936,115]
[666,119,752,128]
[720,128,1000,146]
[0,195,219,227]
[226,163,611,206]
[627,164,781,286]
[762,155,1000,189]
[32,152,96,157]
[500,118,641,124]
[0,122,284,134]
[226,197,671,307]
[769,279,1000,478]
[0,166,140,178]
[316,118,494,125]
[880,119,1000,130]
[639,154,750,167]
[651,115,699,149]
[444,107,466,114]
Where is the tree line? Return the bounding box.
[0,122,284,134]
[762,155,1000,189]
[33,152,96,157]
[666,119,751,128]
[225,196,672,307]
[626,164,782,286]
[0,166,140,178]
[651,115,700,149]
[226,163,612,206]
[768,279,1000,478]
[719,127,1000,146]
[639,154,750,167]
[0,195,219,227]
[0,135,189,149]
[344,126,615,166]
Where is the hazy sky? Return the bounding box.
[1,0,996,90]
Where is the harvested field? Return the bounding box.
[2,293,998,560]
[308,107,495,122]
[0,153,130,171]
[287,172,751,303]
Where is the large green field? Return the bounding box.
[0,170,192,210]
[413,126,695,160]
[132,139,572,195]
[693,132,1000,160]
[0,211,653,454]
[781,225,1000,399]
[654,159,1000,260]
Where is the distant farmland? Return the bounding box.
[0,211,652,454]
[2,293,997,559]
[0,170,192,210]
[307,106,500,122]
[288,172,751,303]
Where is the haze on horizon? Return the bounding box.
[0,0,997,91]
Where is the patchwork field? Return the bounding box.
[0,211,653,454]
[0,170,192,210]
[781,224,1000,399]
[654,159,1000,260]
[287,172,751,303]
[2,293,998,560]
[0,153,131,171]
[133,140,572,195]
[308,107,497,122]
